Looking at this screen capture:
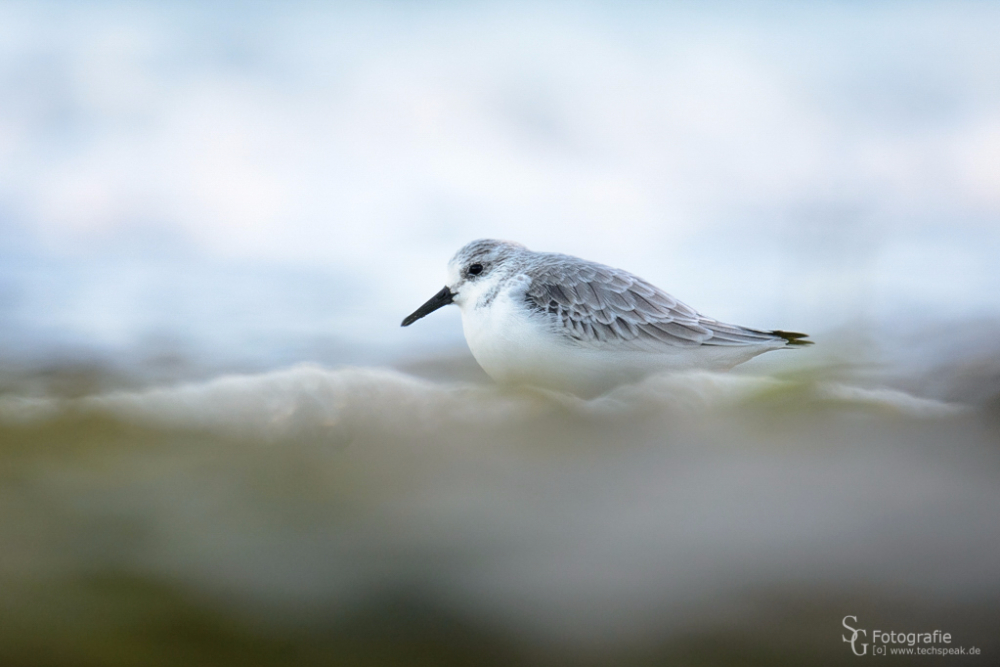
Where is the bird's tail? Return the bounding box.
[772,330,813,346]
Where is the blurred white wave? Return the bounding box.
[1,363,970,439]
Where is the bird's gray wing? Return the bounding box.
[523,256,783,349]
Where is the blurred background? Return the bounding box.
[1,1,999,665]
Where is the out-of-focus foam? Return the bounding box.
[1,364,969,440]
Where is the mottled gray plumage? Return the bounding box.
[402,239,812,395]
[454,240,808,351]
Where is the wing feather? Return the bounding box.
[523,254,789,350]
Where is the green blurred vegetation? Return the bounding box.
[0,363,997,667]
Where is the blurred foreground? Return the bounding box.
[1,331,998,666]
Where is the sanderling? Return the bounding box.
[402,239,811,396]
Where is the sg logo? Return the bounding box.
[842,616,869,656]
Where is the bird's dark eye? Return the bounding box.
[468,263,484,276]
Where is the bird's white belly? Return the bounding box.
[460,292,767,397]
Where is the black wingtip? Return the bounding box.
[772,330,814,346]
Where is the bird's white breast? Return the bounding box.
[457,279,779,397]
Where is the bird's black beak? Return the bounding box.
[401,286,455,326]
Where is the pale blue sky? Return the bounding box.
[1,1,998,369]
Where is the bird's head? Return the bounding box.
[401,239,526,326]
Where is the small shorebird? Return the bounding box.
[402,239,811,396]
